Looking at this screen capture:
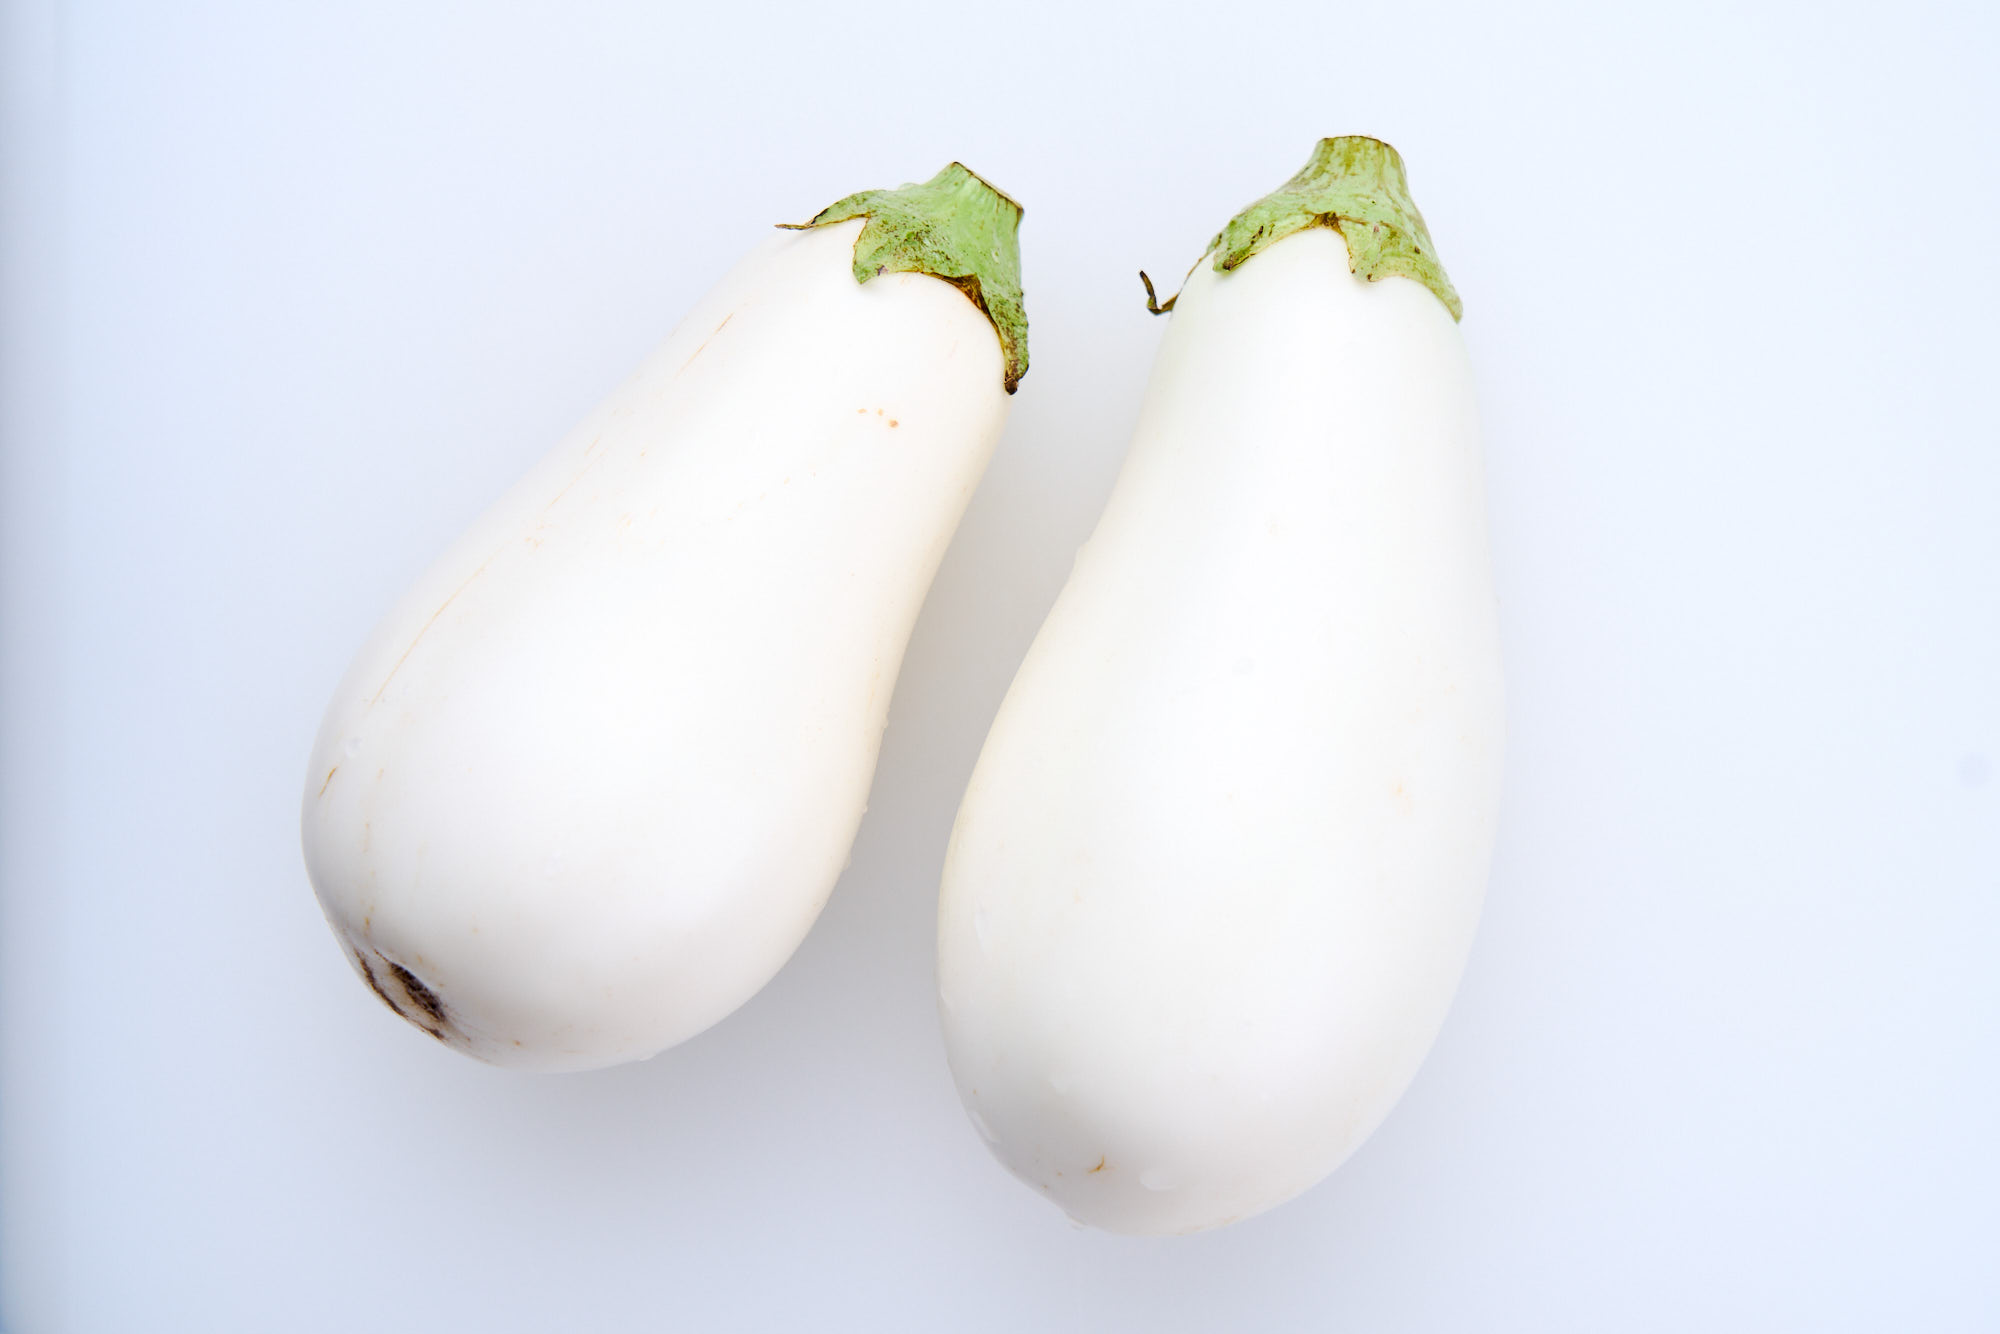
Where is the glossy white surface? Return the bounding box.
[3,1,1996,1329]
[302,221,1004,1069]
[940,230,1503,1232]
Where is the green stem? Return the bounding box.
[1191,137,1462,321]
[786,163,1029,392]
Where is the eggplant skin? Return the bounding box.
[939,226,1502,1234]
[304,219,1007,1071]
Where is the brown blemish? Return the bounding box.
[676,312,734,375]
[353,946,454,1045]
[353,949,408,1025]
[318,765,339,797]
[1088,1156,1106,1174]
[388,961,447,1028]
[368,559,494,705]
[889,420,899,428]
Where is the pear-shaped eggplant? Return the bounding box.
[304,165,1026,1071]
[937,139,1501,1233]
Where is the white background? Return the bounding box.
[3,0,1996,1329]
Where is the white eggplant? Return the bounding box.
[304,165,1026,1071]
[937,139,1501,1233]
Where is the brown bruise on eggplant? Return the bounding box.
[353,946,460,1047]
